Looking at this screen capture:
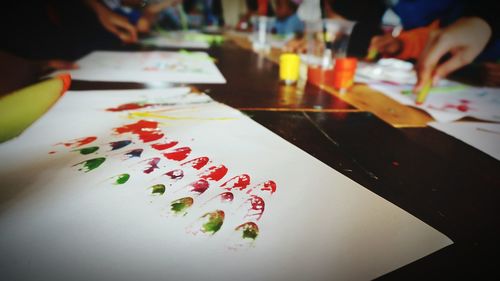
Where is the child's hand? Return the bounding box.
[369,34,403,57]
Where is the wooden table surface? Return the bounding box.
[70,37,500,279]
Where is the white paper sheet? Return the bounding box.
[0,88,452,281]
[53,51,226,84]
[429,121,500,161]
[356,60,500,123]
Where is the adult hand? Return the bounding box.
[415,17,492,92]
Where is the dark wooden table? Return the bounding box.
[71,40,500,280]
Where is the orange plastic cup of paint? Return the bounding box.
[332,58,357,93]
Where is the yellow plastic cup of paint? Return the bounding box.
[279,53,300,85]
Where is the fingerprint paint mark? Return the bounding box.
[150,184,166,195]
[73,146,99,155]
[170,197,194,215]
[189,179,210,194]
[235,222,259,240]
[125,149,143,158]
[59,136,97,148]
[245,195,265,220]
[114,120,164,143]
[143,157,160,174]
[200,210,225,234]
[73,157,106,172]
[110,140,132,151]
[181,157,209,170]
[220,174,251,191]
[165,169,184,181]
[151,141,178,151]
[247,180,277,195]
[163,147,192,161]
[199,165,228,182]
[113,173,130,185]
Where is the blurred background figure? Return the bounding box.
[273,0,305,36]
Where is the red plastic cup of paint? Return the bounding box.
[332,58,357,93]
[307,66,335,87]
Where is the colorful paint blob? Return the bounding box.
[59,136,97,148]
[200,210,225,234]
[170,197,194,214]
[125,149,143,158]
[220,174,251,191]
[143,157,160,174]
[113,173,130,185]
[106,103,152,112]
[189,179,210,194]
[163,147,191,161]
[165,169,184,180]
[245,195,265,220]
[181,157,209,170]
[109,140,132,151]
[151,141,178,151]
[235,222,259,240]
[150,184,166,195]
[73,146,99,155]
[114,120,164,143]
[199,165,228,182]
[73,157,106,172]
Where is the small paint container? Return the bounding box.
[279,53,301,85]
[332,58,357,94]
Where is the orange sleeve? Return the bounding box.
[395,20,440,60]
[258,0,269,16]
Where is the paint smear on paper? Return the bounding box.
[59,136,97,148]
[235,222,259,240]
[200,210,225,234]
[189,179,210,194]
[199,165,228,181]
[125,149,143,158]
[150,184,166,195]
[73,157,106,172]
[170,197,194,215]
[221,174,251,191]
[245,195,265,220]
[110,140,132,151]
[106,103,153,112]
[165,169,184,181]
[163,147,192,161]
[73,146,99,155]
[151,141,178,151]
[248,180,277,194]
[113,173,130,185]
[143,157,161,174]
[181,157,209,170]
[114,120,164,143]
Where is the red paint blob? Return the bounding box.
[219,192,234,202]
[59,136,97,148]
[199,165,228,182]
[151,141,178,151]
[261,180,277,194]
[163,147,192,161]
[143,157,161,174]
[165,169,184,180]
[220,174,251,191]
[114,120,164,143]
[181,157,209,170]
[190,179,210,194]
[246,195,265,220]
[106,103,152,112]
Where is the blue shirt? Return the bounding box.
[273,14,305,35]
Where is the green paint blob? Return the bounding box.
[74,157,106,172]
[150,184,166,195]
[114,173,130,185]
[170,197,193,214]
[201,210,225,234]
[236,222,259,240]
[74,146,99,155]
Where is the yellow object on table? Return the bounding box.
[279,53,300,85]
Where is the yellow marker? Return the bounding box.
[279,53,300,85]
[0,74,71,142]
[366,48,378,61]
[416,80,432,105]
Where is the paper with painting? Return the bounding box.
[53,51,226,84]
[357,59,500,123]
[0,88,451,281]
